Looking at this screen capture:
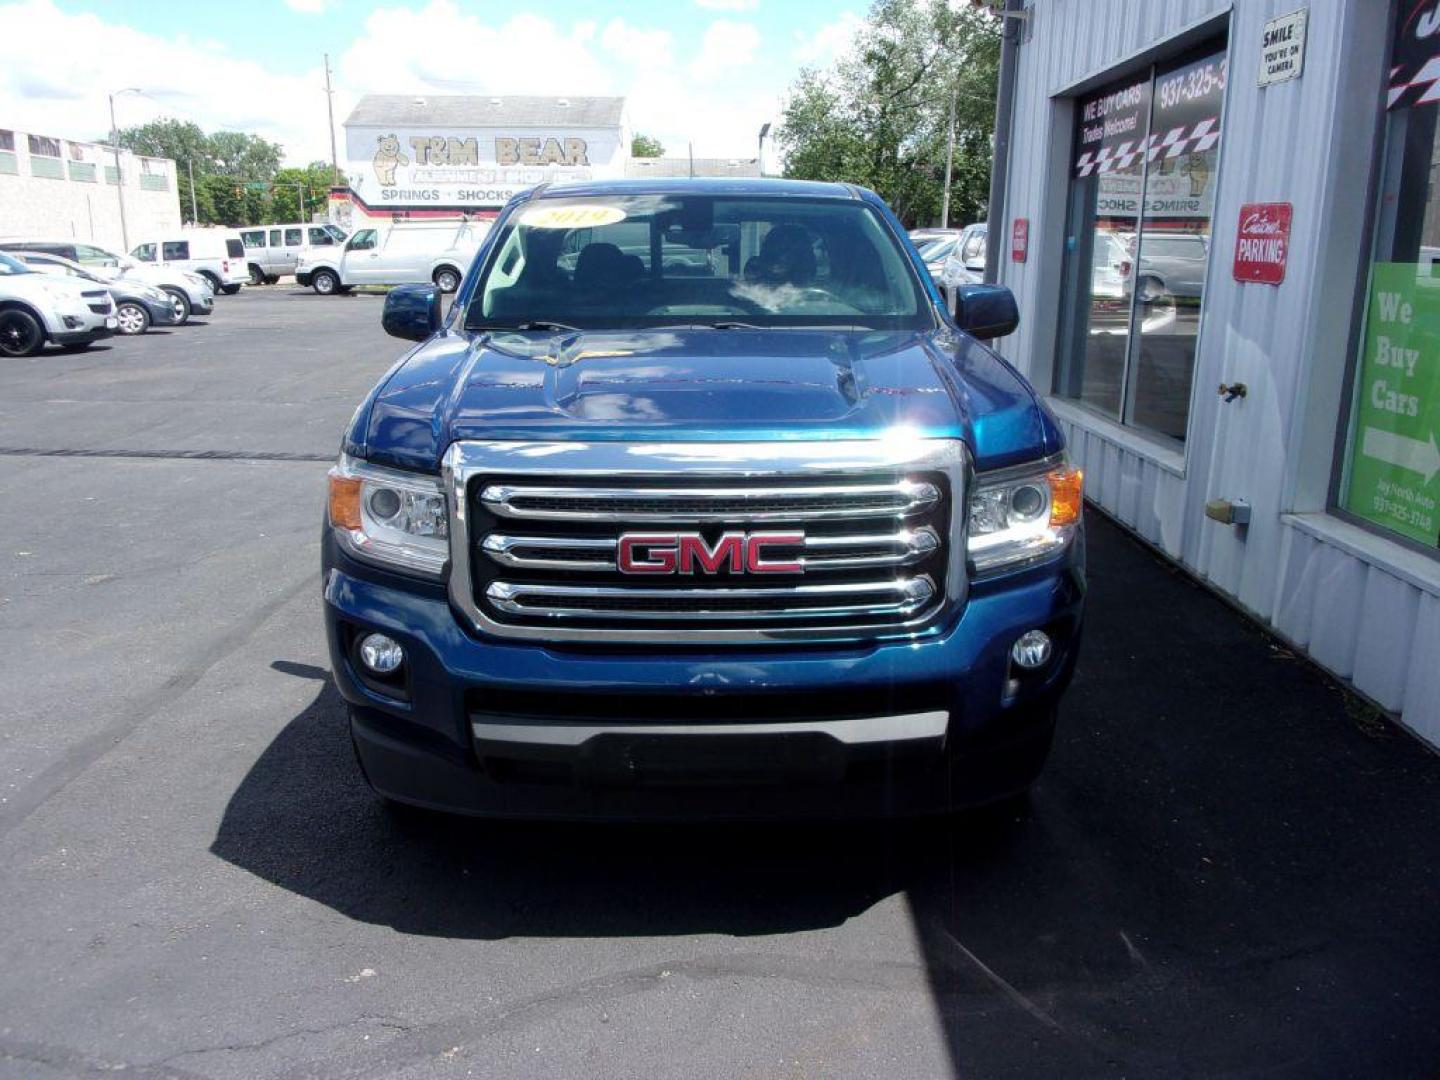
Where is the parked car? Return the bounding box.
[297,220,489,295]
[938,223,988,289]
[1122,232,1209,301]
[239,223,348,285]
[915,233,960,278]
[324,178,1085,820]
[0,237,214,323]
[0,251,116,356]
[908,227,962,247]
[130,229,248,295]
[3,249,178,335]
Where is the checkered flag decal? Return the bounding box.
[1388,58,1440,109]
[1075,117,1222,177]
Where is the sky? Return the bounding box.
[0,0,869,168]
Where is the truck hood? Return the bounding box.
[358,327,1060,473]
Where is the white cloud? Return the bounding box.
[0,0,334,162]
[0,0,786,166]
[283,0,330,13]
[793,12,863,66]
[694,0,758,10]
[688,20,761,82]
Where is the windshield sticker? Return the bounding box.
[520,205,627,230]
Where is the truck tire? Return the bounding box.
[199,271,222,293]
[433,266,461,293]
[115,300,151,335]
[312,269,339,296]
[248,264,266,286]
[220,284,242,296]
[163,288,191,325]
[0,307,45,357]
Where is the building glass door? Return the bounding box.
[1054,41,1228,443]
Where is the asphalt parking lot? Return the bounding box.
[2,288,1439,1079]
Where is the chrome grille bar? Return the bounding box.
[479,480,939,522]
[443,439,969,645]
[485,578,935,622]
[482,528,941,572]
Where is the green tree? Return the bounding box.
[270,161,345,223]
[631,133,665,158]
[207,130,283,181]
[113,118,215,224]
[778,0,999,227]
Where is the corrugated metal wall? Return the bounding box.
[997,0,1440,748]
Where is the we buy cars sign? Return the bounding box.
[1233,202,1292,285]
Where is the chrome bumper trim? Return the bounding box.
[471,710,950,747]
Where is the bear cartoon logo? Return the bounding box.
[373,134,408,187]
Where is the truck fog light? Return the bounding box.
[1011,629,1052,670]
[358,632,404,674]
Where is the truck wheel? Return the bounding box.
[312,269,339,295]
[219,284,242,295]
[433,266,461,293]
[1136,275,1166,303]
[199,271,222,293]
[115,301,151,335]
[248,264,266,287]
[163,288,191,325]
[0,308,45,357]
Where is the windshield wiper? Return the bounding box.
[707,321,764,330]
[513,320,579,332]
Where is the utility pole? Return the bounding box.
[757,122,771,175]
[940,81,957,228]
[187,158,198,223]
[688,141,694,178]
[107,90,138,251]
[324,53,340,186]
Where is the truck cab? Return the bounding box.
[296,220,489,296]
[323,179,1084,820]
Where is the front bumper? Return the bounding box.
[141,297,179,325]
[323,531,1085,820]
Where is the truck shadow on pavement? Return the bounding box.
[210,514,1440,1074]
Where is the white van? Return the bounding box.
[131,229,248,294]
[238,223,348,285]
[295,220,488,295]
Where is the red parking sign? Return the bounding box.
[1234,202,1292,285]
[1011,218,1028,263]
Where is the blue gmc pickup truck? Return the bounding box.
[323,178,1084,819]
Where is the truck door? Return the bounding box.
[342,229,381,284]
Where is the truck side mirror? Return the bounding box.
[953,283,1019,340]
[382,284,442,342]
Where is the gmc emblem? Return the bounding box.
[617,531,804,575]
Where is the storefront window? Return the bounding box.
[1054,43,1227,442]
[1336,2,1440,552]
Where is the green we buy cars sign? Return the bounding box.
[1343,263,1440,546]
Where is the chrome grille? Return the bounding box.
[444,440,968,644]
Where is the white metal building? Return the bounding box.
[0,126,180,249]
[338,95,629,227]
[991,1,1440,746]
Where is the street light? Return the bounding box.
[757,122,772,176]
[108,88,142,250]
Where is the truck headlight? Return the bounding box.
[327,454,448,578]
[967,459,1082,574]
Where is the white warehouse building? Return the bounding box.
[988,0,1440,746]
[0,126,180,250]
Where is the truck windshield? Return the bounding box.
[465,194,934,331]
